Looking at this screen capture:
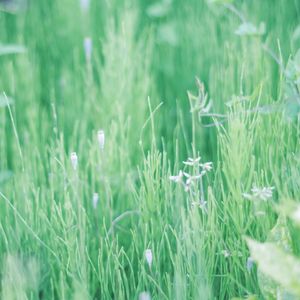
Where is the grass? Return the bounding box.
[1,0,300,299]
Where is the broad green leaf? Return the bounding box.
[0,44,26,56]
[0,95,14,107]
[246,238,300,297]
[276,201,300,227]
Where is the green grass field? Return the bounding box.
[1,0,300,299]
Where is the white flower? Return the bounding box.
[80,0,90,12]
[83,37,92,63]
[252,186,274,201]
[191,199,207,213]
[169,170,183,183]
[221,249,230,258]
[183,157,201,167]
[70,152,78,170]
[144,249,153,268]
[139,292,151,300]
[184,172,203,183]
[243,186,274,201]
[201,161,213,172]
[97,129,105,150]
[92,193,99,209]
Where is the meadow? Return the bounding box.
[1,0,300,299]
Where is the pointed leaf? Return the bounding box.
[246,238,300,297]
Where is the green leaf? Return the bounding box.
[0,44,26,56]
[246,238,300,297]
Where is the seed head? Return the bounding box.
[70,152,78,170]
[144,249,153,268]
[97,129,105,150]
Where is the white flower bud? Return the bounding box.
[97,129,105,150]
[83,37,92,63]
[92,193,99,209]
[144,249,153,268]
[70,152,78,170]
[80,0,90,12]
[139,292,151,300]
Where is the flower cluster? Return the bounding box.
[243,185,274,201]
[170,156,213,212]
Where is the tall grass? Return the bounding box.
[1,0,300,299]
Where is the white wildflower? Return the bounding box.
[70,152,78,171]
[243,186,274,201]
[83,37,92,63]
[169,170,183,183]
[201,161,213,172]
[183,157,201,167]
[97,129,105,150]
[144,249,153,268]
[221,249,230,258]
[139,291,151,300]
[92,193,99,209]
[251,186,274,201]
[184,172,203,183]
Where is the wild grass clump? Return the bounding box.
[1,0,300,299]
